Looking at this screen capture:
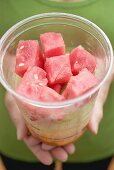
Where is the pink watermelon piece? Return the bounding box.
[44,54,72,85]
[15,40,44,77]
[17,84,64,121]
[64,68,98,99]
[16,65,64,112]
[40,32,65,58]
[16,66,48,99]
[51,84,62,94]
[70,45,96,75]
[16,66,64,121]
[17,85,65,121]
[39,86,65,102]
[21,66,48,86]
[17,85,64,103]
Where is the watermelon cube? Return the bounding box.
[44,54,72,85]
[16,66,48,100]
[15,40,44,77]
[51,84,62,94]
[17,84,64,103]
[22,66,48,86]
[16,65,64,100]
[40,32,65,58]
[70,45,96,75]
[17,85,64,121]
[64,68,98,99]
[39,86,65,102]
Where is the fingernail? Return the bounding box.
[70,145,76,154]
[45,160,53,166]
[17,130,22,140]
[42,144,55,151]
[17,134,21,140]
[93,122,98,134]
[62,154,68,162]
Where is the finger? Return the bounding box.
[24,136,53,165]
[24,135,41,146]
[5,92,27,139]
[41,143,55,151]
[51,147,68,162]
[17,121,28,140]
[88,71,113,135]
[63,143,75,154]
[88,103,103,134]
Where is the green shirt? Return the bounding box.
[0,0,114,162]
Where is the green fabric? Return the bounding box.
[0,0,114,162]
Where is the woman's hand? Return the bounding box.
[5,92,75,165]
[4,65,113,164]
[88,67,114,134]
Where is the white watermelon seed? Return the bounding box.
[19,63,25,67]
[20,45,24,50]
[39,83,43,86]
[34,74,38,80]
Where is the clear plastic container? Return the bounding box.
[0,13,113,146]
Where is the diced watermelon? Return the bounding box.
[16,66,48,99]
[17,84,64,102]
[17,81,41,101]
[64,68,98,99]
[21,66,48,86]
[16,66,64,120]
[17,85,65,121]
[40,32,65,58]
[15,40,44,77]
[44,54,72,85]
[70,45,96,75]
[39,86,65,102]
[51,84,62,94]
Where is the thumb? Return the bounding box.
[88,102,103,134]
[5,92,28,140]
[16,115,28,140]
